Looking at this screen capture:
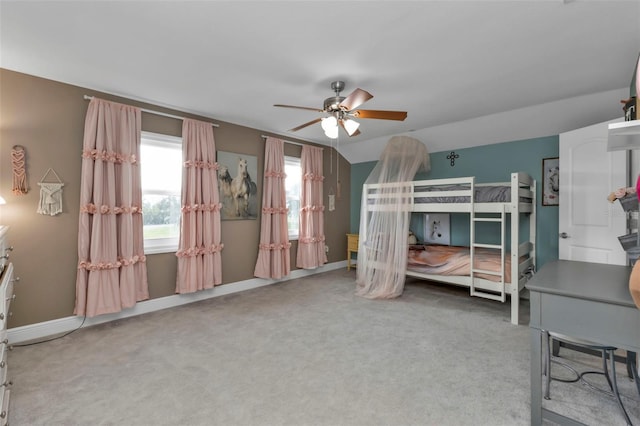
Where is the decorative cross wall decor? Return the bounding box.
[446,151,459,167]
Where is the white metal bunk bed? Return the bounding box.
[360,172,536,325]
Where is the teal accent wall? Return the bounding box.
[350,136,559,269]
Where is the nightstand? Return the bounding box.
[347,233,358,271]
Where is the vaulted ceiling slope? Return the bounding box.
[1,1,638,163]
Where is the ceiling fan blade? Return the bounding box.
[289,117,322,132]
[352,109,408,121]
[339,88,373,112]
[274,104,324,113]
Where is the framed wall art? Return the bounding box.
[542,157,559,206]
[217,151,259,220]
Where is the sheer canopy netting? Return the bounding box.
[356,136,430,299]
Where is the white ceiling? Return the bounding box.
[1,1,639,163]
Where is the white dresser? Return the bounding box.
[0,226,14,425]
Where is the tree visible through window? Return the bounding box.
[285,156,301,240]
[140,131,182,253]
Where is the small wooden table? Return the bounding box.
[347,234,359,271]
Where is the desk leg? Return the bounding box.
[531,327,543,426]
[629,351,640,397]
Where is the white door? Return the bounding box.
[559,119,628,265]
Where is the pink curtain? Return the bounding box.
[254,137,291,279]
[176,118,223,293]
[75,98,149,317]
[296,145,327,269]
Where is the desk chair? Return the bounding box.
[543,331,633,426]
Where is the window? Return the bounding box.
[285,156,301,240]
[140,131,182,254]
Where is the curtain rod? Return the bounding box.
[261,135,323,150]
[83,95,219,127]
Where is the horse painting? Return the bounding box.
[230,157,257,216]
[542,157,560,206]
[548,166,559,193]
[217,152,259,219]
[217,165,233,197]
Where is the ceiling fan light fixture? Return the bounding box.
[322,116,339,138]
[324,125,339,139]
[321,116,337,132]
[343,118,360,136]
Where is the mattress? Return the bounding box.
[407,244,512,283]
[414,184,512,203]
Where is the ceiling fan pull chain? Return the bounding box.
[336,133,340,199]
[329,137,333,175]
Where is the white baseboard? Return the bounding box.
[8,260,348,344]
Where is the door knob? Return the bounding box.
[559,232,569,239]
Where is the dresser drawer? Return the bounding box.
[0,264,12,331]
[0,227,8,277]
[0,265,12,331]
[0,388,9,426]
[0,227,10,426]
[0,334,8,421]
[3,275,13,317]
[0,334,7,375]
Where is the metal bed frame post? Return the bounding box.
[469,177,476,297]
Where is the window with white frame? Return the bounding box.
[140,131,182,254]
[285,156,301,240]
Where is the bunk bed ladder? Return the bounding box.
[470,208,507,302]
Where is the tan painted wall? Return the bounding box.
[0,69,351,328]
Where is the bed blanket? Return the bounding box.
[407,244,513,283]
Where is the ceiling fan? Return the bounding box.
[274,81,407,139]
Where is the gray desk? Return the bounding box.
[526,260,640,425]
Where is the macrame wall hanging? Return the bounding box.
[11,145,28,195]
[37,168,64,216]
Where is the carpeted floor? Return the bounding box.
[8,269,640,425]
